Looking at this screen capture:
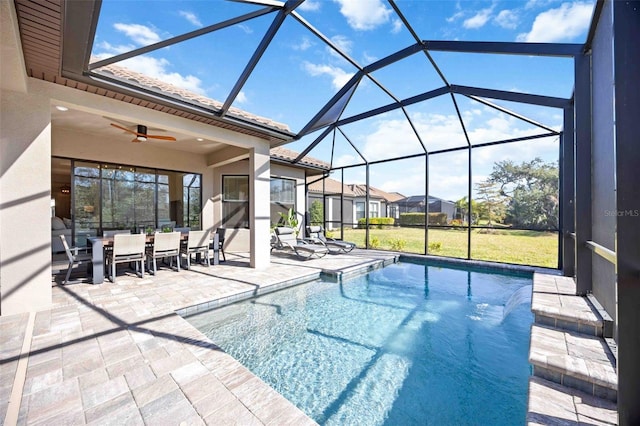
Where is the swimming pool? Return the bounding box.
[186,260,533,425]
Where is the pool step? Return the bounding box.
[531,274,613,337]
[529,324,617,402]
[527,376,617,425]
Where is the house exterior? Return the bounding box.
[307,177,405,229]
[0,2,327,315]
[393,195,457,221]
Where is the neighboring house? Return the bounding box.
[307,177,405,229]
[393,195,457,221]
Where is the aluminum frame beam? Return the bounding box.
[560,107,575,276]
[451,85,571,108]
[89,7,277,70]
[573,53,592,296]
[423,40,583,57]
[221,0,305,116]
[612,2,640,422]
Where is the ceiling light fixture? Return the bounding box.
[197,138,204,141]
[55,105,69,111]
[136,135,147,142]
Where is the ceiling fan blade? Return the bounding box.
[147,134,177,141]
[110,123,137,135]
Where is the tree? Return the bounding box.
[309,200,324,225]
[474,181,506,226]
[455,196,479,225]
[487,158,559,229]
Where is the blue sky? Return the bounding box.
[92,0,595,201]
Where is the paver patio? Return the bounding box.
[1,250,396,425]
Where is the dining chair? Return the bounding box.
[146,231,181,274]
[59,234,92,284]
[107,233,146,283]
[181,229,211,269]
[215,228,226,262]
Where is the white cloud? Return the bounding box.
[113,23,161,46]
[494,10,519,29]
[299,0,321,12]
[118,56,206,95]
[525,0,558,10]
[330,35,353,55]
[303,62,354,90]
[463,7,494,29]
[333,0,392,31]
[293,36,313,51]
[236,91,248,104]
[447,10,465,23]
[237,24,253,34]
[96,41,135,56]
[179,11,202,27]
[334,154,358,167]
[517,2,593,42]
[391,18,403,34]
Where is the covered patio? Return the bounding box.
[1,0,639,424]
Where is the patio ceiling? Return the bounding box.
[13,0,595,167]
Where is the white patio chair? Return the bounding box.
[59,234,92,284]
[146,231,181,274]
[107,233,146,283]
[181,229,211,269]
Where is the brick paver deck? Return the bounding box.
[2,250,397,425]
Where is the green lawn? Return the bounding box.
[334,227,558,268]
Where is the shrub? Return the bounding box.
[389,238,406,251]
[366,236,380,248]
[428,241,442,252]
[450,219,464,227]
[357,217,395,229]
[398,213,448,226]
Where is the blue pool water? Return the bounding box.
[186,261,533,425]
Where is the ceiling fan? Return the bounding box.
[110,123,177,143]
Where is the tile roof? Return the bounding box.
[96,62,291,133]
[270,147,330,170]
[307,177,405,202]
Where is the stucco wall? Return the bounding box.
[213,160,306,252]
[0,88,53,315]
[52,126,215,234]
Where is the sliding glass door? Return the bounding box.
[69,159,201,242]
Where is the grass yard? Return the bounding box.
[335,227,558,268]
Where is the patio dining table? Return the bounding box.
[87,232,219,284]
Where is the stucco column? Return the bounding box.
[249,143,270,268]
[0,88,53,315]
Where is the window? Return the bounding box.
[369,202,379,218]
[223,175,249,228]
[69,158,201,240]
[270,177,296,226]
[355,202,365,220]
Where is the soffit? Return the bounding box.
[13,0,293,145]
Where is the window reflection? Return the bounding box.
[68,159,201,240]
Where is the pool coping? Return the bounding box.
[178,254,400,318]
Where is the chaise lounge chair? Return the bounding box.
[305,225,356,254]
[272,227,329,260]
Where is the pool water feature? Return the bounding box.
[186,261,533,425]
